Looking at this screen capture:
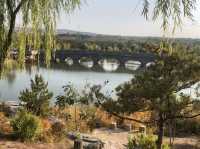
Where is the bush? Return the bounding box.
[175,119,200,135]
[51,122,66,141]
[19,75,53,117]
[0,112,12,134]
[127,134,156,149]
[127,134,170,149]
[0,102,13,117]
[11,111,42,141]
[79,106,98,132]
[38,130,54,143]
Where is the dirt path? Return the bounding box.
[91,128,129,149]
[91,128,200,149]
[0,141,73,149]
[0,129,199,149]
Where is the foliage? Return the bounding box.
[53,108,72,121]
[11,110,42,141]
[175,118,200,135]
[19,74,53,117]
[0,0,81,67]
[0,112,13,134]
[56,84,79,109]
[127,134,156,149]
[142,0,196,32]
[127,134,170,149]
[79,106,98,132]
[98,47,200,149]
[0,102,13,117]
[51,121,66,141]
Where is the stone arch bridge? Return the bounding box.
[52,50,156,68]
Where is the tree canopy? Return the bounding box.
[142,0,196,32]
[19,75,53,117]
[98,47,200,149]
[0,0,81,67]
[0,0,198,70]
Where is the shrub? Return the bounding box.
[79,106,98,132]
[19,75,53,117]
[0,102,13,117]
[175,119,200,135]
[11,111,42,141]
[0,112,12,134]
[38,130,54,143]
[51,122,66,141]
[127,134,170,149]
[127,134,156,149]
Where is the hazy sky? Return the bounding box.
[57,0,200,38]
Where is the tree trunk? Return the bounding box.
[156,115,164,149]
[0,3,5,73]
[0,12,16,73]
[2,14,16,58]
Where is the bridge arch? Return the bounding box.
[146,62,155,68]
[53,50,156,70]
[125,60,142,71]
[79,57,94,68]
[98,58,120,72]
[64,57,73,66]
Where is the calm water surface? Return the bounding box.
[0,64,133,101]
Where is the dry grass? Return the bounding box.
[0,140,73,149]
[164,137,200,149]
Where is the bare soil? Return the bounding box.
[0,140,73,149]
[91,128,200,149]
[0,128,199,149]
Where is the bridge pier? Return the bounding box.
[53,50,156,70]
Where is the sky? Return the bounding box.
[57,0,200,38]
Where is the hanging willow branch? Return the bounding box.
[0,0,81,69]
[142,0,196,32]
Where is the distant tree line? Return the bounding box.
[55,34,200,55]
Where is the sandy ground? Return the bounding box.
[91,128,129,149]
[0,141,73,149]
[91,128,200,149]
[0,128,199,149]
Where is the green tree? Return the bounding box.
[55,83,105,131]
[0,0,81,68]
[0,0,197,68]
[11,110,42,141]
[142,0,196,31]
[56,84,79,109]
[56,84,79,130]
[19,75,53,117]
[99,47,200,149]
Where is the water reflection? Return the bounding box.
[0,64,133,101]
[79,57,94,68]
[125,60,141,71]
[5,70,16,85]
[99,59,120,72]
[146,62,155,68]
[65,57,73,66]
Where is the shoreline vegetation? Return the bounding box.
[1,0,200,148]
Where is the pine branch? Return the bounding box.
[108,111,155,124]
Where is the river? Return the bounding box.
[0,62,134,101]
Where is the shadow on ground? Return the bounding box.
[174,144,200,149]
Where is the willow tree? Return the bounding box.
[0,0,81,69]
[142,0,196,32]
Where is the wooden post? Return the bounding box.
[74,139,83,149]
[129,124,132,132]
